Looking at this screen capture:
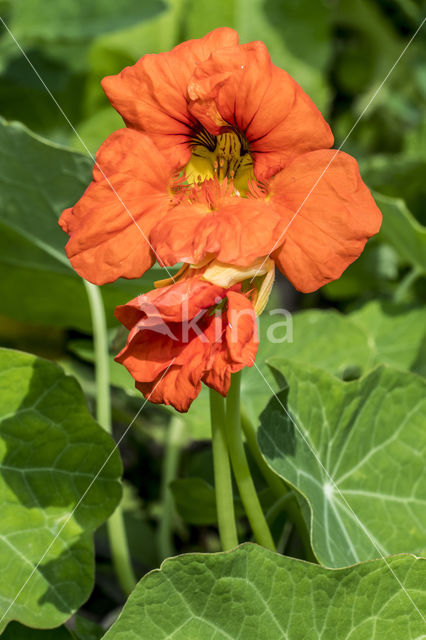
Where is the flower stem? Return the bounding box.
[83,280,137,596]
[241,410,316,562]
[209,389,238,551]
[225,372,275,551]
[158,416,185,560]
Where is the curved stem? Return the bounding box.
[158,416,185,560]
[226,372,275,551]
[83,280,137,596]
[393,265,422,302]
[241,410,288,498]
[241,409,316,562]
[209,389,238,550]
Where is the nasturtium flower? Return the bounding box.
[60,27,382,294]
[114,277,258,412]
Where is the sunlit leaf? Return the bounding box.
[0,348,122,632]
[258,361,426,567]
[103,544,426,639]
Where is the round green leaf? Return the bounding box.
[103,544,425,639]
[258,361,426,567]
[0,348,122,632]
[241,309,371,425]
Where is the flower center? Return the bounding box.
[185,127,253,194]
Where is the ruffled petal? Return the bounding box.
[151,193,287,267]
[102,28,239,168]
[114,277,226,326]
[188,41,333,180]
[270,150,382,292]
[59,129,173,284]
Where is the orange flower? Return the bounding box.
[60,28,382,293]
[102,28,332,182]
[114,277,258,412]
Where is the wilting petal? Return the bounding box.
[59,129,173,284]
[115,279,258,412]
[115,278,227,327]
[270,150,382,292]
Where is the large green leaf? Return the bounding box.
[103,544,425,639]
[258,361,426,567]
[375,191,426,273]
[0,348,122,632]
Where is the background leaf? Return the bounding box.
[8,0,166,41]
[0,348,122,632]
[350,301,426,372]
[0,118,171,331]
[103,544,426,639]
[375,192,426,273]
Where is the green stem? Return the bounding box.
[83,280,137,596]
[241,410,288,498]
[158,416,185,559]
[393,265,422,302]
[226,372,275,551]
[241,409,316,562]
[209,389,238,550]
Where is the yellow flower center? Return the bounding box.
[185,128,253,194]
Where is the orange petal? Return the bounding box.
[137,362,205,413]
[59,129,173,284]
[225,291,259,366]
[101,28,239,169]
[188,41,333,181]
[270,150,382,292]
[115,277,227,326]
[151,196,287,268]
